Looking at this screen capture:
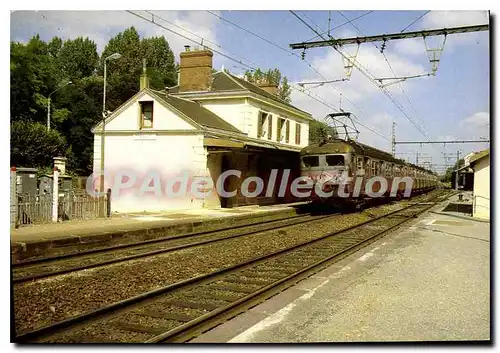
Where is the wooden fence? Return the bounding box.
[17,194,52,224]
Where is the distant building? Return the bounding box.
[469,149,490,220]
[92,47,313,213]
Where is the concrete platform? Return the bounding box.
[10,202,307,262]
[191,195,491,343]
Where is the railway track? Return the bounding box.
[13,213,335,283]
[15,190,451,343]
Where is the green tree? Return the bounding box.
[11,120,67,168]
[141,36,177,89]
[278,77,291,103]
[244,68,292,103]
[442,158,465,183]
[10,29,179,175]
[58,37,99,80]
[10,35,62,122]
[47,36,63,59]
[309,119,338,144]
[101,27,178,111]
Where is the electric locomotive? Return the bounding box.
[300,138,438,208]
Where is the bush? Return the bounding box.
[10,120,67,168]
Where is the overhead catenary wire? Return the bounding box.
[337,10,430,136]
[289,10,431,142]
[335,11,454,162]
[304,11,375,42]
[143,10,262,69]
[206,10,332,82]
[400,10,431,33]
[205,11,391,141]
[127,9,392,142]
[126,10,256,71]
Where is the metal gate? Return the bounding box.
[17,192,109,225]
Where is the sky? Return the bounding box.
[10,10,490,174]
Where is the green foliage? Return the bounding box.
[10,36,62,122]
[10,27,179,175]
[441,158,465,182]
[279,77,291,103]
[101,27,177,111]
[309,119,338,144]
[244,68,292,103]
[11,121,67,168]
[58,37,99,80]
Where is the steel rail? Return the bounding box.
[15,190,449,343]
[13,213,330,283]
[150,201,443,342]
[13,210,313,267]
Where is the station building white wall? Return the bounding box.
[473,156,490,220]
[93,93,220,213]
[200,97,310,148]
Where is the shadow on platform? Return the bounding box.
[442,202,473,215]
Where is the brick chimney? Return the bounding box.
[257,83,279,96]
[179,46,213,92]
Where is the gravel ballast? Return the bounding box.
[14,194,440,336]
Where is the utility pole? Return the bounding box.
[100,52,121,217]
[47,80,72,131]
[455,150,461,190]
[391,122,396,156]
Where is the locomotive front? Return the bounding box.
[299,141,356,203]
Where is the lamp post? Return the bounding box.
[99,52,121,216]
[47,80,72,131]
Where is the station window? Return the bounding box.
[258,112,268,138]
[277,118,286,142]
[140,101,153,128]
[295,123,301,145]
[268,114,273,140]
[285,120,290,143]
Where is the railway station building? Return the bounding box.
[92,47,313,213]
[469,149,490,220]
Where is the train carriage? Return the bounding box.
[299,139,438,208]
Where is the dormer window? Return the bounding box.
[140,101,153,128]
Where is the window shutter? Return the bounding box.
[268,115,273,140]
[285,120,290,143]
[295,123,301,145]
[257,113,263,138]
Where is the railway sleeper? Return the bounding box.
[223,277,273,286]
[111,322,167,335]
[210,283,259,294]
[193,292,243,303]
[162,299,220,311]
[244,269,292,279]
[139,309,199,323]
